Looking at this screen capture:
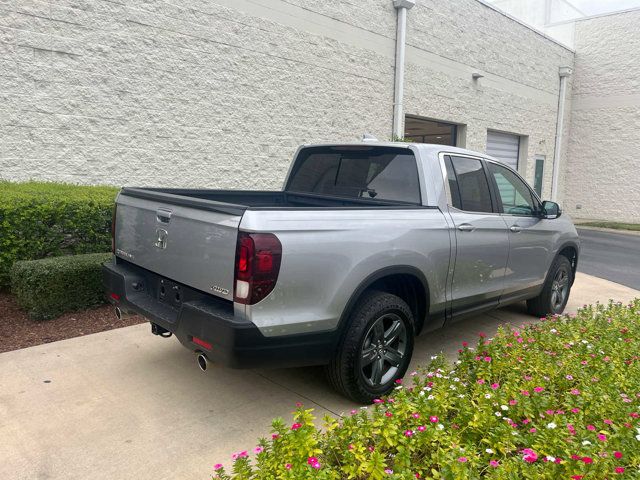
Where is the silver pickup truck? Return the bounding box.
[103,142,579,402]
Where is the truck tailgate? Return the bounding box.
[114,192,242,301]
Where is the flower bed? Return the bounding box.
[213,300,640,479]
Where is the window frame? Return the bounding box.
[484,158,542,217]
[442,154,497,215]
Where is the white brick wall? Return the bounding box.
[563,9,640,222]
[0,0,573,198]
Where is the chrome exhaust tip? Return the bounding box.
[115,306,124,320]
[197,353,208,372]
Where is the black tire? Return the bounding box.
[527,255,573,317]
[325,291,415,404]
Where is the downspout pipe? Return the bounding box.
[392,0,415,139]
[551,66,572,201]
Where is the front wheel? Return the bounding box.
[325,291,415,403]
[527,255,573,317]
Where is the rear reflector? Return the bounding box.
[110,292,120,301]
[192,336,212,350]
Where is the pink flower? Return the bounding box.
[615,467,625,473]
[597,433,607,441]
[307,457,321,469]
[291,422,302,430]
[213,464,223,470]
[521,390,530,396]
[254,447,263,454]
[566,374,574,380]
[295,401,303,407]
[395,378,403,384]
[478,332,486,338]
[385,469,394,474]
[412,413,420,419]
[529,427,537,433]
[522,448,538,463]
[571,408,580,413]
[604,419,613,425]
[429,416,439,423]
[373,398,384,404]
[534,387,545,393]
[571,476,584,480]
[417,425,426,432]
[614,451,623,459]
[285,463,292,470]
[458,457,468,463]
[582,456,593,464]
[385,411,393,417]
[232,451,248,460]
[404,430,414,437]
[570,389,581,395]
[477,379,486,384]
[587,425,596,431]
[484,356,492,362]
[462,341,468,347]
[489,460,499,468]
[271,434,279,440]
[490,383,500,390]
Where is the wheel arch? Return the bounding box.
[556,241,579,285]
[338,266,430,336]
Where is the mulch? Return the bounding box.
[0,293,144,354]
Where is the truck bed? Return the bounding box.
[121,188,421,215]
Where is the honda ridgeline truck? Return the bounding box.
[103,142,579,402]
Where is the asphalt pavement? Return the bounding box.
[577,228,640,290]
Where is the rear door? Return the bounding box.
[114,193,242,301]
[485,161,553,298]
[444,155,509,316]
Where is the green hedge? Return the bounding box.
[213,300,640,479]
[11,253,112,320]
[0,181,118,288]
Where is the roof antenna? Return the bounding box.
[361,133,378,142]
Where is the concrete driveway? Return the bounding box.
[1,273,638,480]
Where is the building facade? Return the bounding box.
[0,0,636,220]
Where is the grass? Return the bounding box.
[577,221,640,232]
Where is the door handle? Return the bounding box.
[510,225,522,233]
[457,224,475,232]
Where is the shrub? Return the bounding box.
[0,181,118,287]
[11,253,112,320]
[213,300,640,479]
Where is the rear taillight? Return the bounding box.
[234,232,282,305]
[111,204,117,253]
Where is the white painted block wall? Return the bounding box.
[0,0,573,201]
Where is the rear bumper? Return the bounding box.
[102,258,338,369]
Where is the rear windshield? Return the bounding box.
[286,146,421,204]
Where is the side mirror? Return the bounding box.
[541,200,562,219]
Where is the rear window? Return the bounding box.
[286,146,421,204]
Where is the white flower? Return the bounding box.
[501,405,509,411]
[436,423,444,430]
[546,422,557,429]
[430,356,438,360]
[453,377,460,382]
[582,440,592,446]
[550,328,557,333]
[546,456,556,462]
[582,340,588,344]
[635,434,640,441]
[485,448,494,454]
[395,386,403,390]
[485,394,492,399]
[455,360,462,364]
[511,431,519,436]
[494,412,502,417]
[419,391,425,396]
[427,395,435,400]
[457,394,465,398]
[450,385,457,390]
[422,386,432,392]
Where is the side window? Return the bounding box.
[487,162,538,216]
[449,156,493,213]
[444,156,462,209]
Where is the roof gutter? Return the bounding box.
[392,0,415,139]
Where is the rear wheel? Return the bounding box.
[527,255,573,317]
[326,291,414,403]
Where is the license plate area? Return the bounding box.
[158,278,183,307]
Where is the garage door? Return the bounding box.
[486,131,520,170]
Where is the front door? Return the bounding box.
[485,161,554,299]
[444,155,510,316]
